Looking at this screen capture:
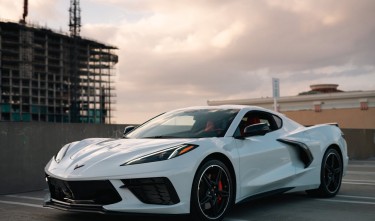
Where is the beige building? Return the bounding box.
[207,85,375,129]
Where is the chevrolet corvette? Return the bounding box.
[44,105,348,221]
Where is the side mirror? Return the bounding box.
[123,126,135,137]
[243,123,270,137]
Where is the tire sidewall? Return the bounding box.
[190,159,234,221]
[319,148,343,197]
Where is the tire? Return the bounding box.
[307,148,343,198]
[190,160,234,221]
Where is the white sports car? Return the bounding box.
[44,105,348,221]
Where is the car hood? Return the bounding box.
[46,138,196,177]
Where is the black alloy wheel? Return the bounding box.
[307,148,343,197]
[191,160,234,221]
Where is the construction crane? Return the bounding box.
[69,0,82,122]
[20,0,28,24]
[69,0,81,36]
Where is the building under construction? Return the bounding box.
[0,21,118,123]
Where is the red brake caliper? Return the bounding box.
[218,180,223,204]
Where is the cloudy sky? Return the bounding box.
[1,0,375,123]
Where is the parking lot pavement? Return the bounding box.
[1,160,374,221]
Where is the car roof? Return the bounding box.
[174,105,276,113]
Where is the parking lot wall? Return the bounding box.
[0,123,374,194]
[0,122,128,195]
[342,128,375,160]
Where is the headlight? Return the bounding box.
[122,144,198,166]
[54,143,71,163]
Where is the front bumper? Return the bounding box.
[44,174,190,214]
[43,140,213,214]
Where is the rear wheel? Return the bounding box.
[307,148,343,197]
[190,160,234,221]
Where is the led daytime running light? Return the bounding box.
[123,144,198,166]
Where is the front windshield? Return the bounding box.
[126,108,239,139]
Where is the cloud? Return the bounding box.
[87,0,375,123]
[1,0,375,123]
[0,1,23,21]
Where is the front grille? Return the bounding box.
[121,177,180,205]
[46,176,122,206]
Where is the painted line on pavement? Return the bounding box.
[343,179,375,183]
[0,200,48,209]
[349,160,375,164]
[316,198,375,206]
[5,195,44,201]
[349,165,375,168]
[342,181,375,186]
[346,171,375,175]
[337,195,375,200]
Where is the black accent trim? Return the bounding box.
[46,175,122,206]
[44,198,189,217]
[238,187,294,204]
[277,138,314,168]
[121,177,180,205]
[44,198,106,214]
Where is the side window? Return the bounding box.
[237,111,282,136]
[272,114,283,129]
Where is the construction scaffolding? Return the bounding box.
[0,21,118,123]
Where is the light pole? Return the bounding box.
[272,78,280,112]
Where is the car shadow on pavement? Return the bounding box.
[54,211,190,221]
[228,192,310,218]
[53,193,309,221]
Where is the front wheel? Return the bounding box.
[307,148,343,197]
[190,160,234,221]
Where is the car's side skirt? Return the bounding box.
[237,187,295,204]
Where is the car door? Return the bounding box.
[234,111,297,199]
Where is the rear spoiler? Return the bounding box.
[326,122,339,127]
[305,122,339,127]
